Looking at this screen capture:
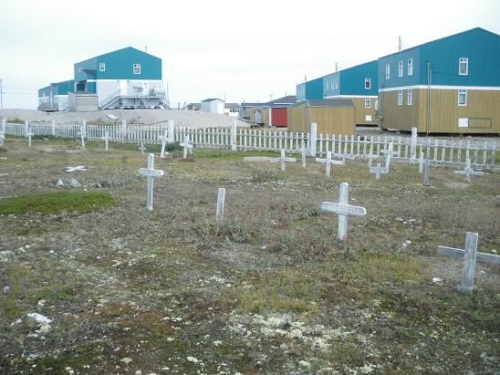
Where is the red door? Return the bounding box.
[271,108,288,127]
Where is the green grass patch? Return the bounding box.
[0,191,115,215]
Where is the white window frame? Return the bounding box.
[407,89,413,105]
[458,89,467,106]
[398,60,403,77]
[99,63,106,72]
[407,58,413,76]
[334,79,339,90]
[459,58,468,75]
[364,98,371,108]
[365,78,371,90]
[397,90,403,105]
[133,63,141,75]
[385,64,390,79]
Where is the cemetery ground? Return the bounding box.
[0,135,499,375]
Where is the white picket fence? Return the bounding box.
[1,119,497,170]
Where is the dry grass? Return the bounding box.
[0,136,499,374]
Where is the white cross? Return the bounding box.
[65,165,87,172]
[102,131,109,151]
[158,129,173,158]
[438,232,499,293]
[381,142,395,169]
[138,143,147,154]
[27,129,34,147]
[180,136,193,159]
[321,182,367,241]
[139,153,164,211]
[369,162,389,180]
[77,127,86,148]
[0,131,5,146]
[454,158,484,183]
[270,149,296,171]
[315,151,345,177]
[423,157,430,186]
[216,187,226,223]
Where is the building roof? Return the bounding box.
[293,99,355,107]
[264,95,297,106]
[201,98,224,102]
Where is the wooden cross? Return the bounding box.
[216,187,226,223]
[138,143,147,154]
[139,153,164,211]
[0,131,4,146]
[158,129,173,158]
[65,165,87,172]
[438,232,499,293]
[77,127,86,148]
[369,162,388,180]
[381,142,395,169]
[180,135,193,159]
[315,151,345,177]
[454,158,484,183]
[423,157,430,186]
[270,149,296,171]
[102,131,109,151]
[321,182,367,241]
[27,129,34,147]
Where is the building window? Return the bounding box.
[334,79,339,90]
[398,60,403,77]
[385,64,390,79]
[133,63,141,74]
[99,63,106,72]
[407,59,413,76]
[397,90,403,105]
[458,89,467,106]
[365,98,371,108]
[459,58,468,75]
[365,78,371,90]
[407,89,413,105]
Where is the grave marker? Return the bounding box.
[158,129,171,158]
[381,142,395,169]
[138,143,146,154]
[315,151,344,177]
[0,131,5,146]
[77,126,86,148]
[423,157,430,186]
[180,136,193,159]
[437,232,500,293]
[102,131,109,151]
[216,187,226,223]
[454,158,484,183]
[139,153,164,211]
[270,149,296,171]
[27,129,34,147]
[369,162,388,180]
[321,182,367,241]
[65,166,87,172]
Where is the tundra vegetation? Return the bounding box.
[0,136,499,374]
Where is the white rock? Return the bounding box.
[27,313,53,324]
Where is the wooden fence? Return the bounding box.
[1,119,497,170]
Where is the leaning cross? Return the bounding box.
[139,153,164,211]
[321,182,367,241]
[180,135,193,159]
[369,162,389,180]
[158,129,173,158]
[438,232,499,293]
[381,142,395,169]
[315,151,345,177]
[270,149,296,171]
[454,158,484,183]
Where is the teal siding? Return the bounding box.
[74,47,162,80]
[379,28,500,89]
[324,60,378,97]
[57,80,75,95]
[296,77,323,100]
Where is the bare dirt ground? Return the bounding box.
[0,122,499,374]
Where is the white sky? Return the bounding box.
[1,0,499,109]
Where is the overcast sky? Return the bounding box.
[1,0,499,109]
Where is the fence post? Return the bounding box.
[121,119,127,143]
[231,120,237,151]
[309,122,317,157]
[1,119,5,134]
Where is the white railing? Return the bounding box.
[0,119,497,170]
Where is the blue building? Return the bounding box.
[296,77,323,101]
[323,60,378,125]
[38,47,166,111]
[378,27,500,134]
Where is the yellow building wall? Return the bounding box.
[350,97,378,125]
[380,89,500,134]
[287,104,356,136]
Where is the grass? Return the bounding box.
[0,137,499,374]
[0,190,115,215]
